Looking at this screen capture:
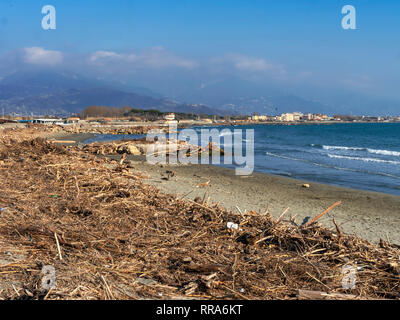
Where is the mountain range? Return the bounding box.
[0,71,226,116]
[169,76,400,116]
[1,71,399,117]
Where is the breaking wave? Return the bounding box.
[327,154,400,165]
[366,148,400,157]
[265,151,400,178]
[322,145,364,151]
[316,145,400,157]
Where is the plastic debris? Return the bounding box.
[227,222,239,230]
[301,216,310,226]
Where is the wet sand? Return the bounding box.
[55,132,400,245]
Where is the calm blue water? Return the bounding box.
[84,123,400,196]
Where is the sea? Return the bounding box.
[84,123,400,196]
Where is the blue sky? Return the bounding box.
[0,0,399,104]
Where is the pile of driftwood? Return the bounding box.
[82,139,150,155]
[0,123,165,136]
[82,138,225,157]
[63,125,166,135]
[0,124,61,137]
[0,134,399,300]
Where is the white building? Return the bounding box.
[281,113,294,122]
[292,112,303,121]
[163,113,175,121]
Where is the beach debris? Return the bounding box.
[48,140,77,144]
[125,145,141,155]
[161,170,176,181]
[193,196,202,203]
[0,208,6,213]
[275,207,290,225]
[301,216,311,226]
[297,289,362,300]
[54,233,63,261]
[183,257,193,263]
[165,170,176,181]
[197,180,211,188]
[226,222,239,230]
[119,153,127,165]
[63,125,165,136]
[247,210,258,216]
[303,201,342,227]
[135,278,157,286]
[0,131,399,300]
[235,232,256,245]
[388,262,400,275]
[302,183,310,188]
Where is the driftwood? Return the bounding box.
[304,201,342,227]
[0,131,399,300]
[49,140,77,144]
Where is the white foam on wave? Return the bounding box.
[265,151,354,171]
[322,145,364,151]
[265,151,400,179]
[367,148,400,157]
[321,145,400,157]
[328,154,400,165]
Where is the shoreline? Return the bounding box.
[127,158,400,245]
[52,131,400,245]
[2,131,399,300]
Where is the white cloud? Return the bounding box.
[88,47,197,69]
[23,47,63,65]
[211,54,286,78]
[230,55,272,72]
[89,50,124,62]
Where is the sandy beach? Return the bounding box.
[123,157,400,245]
[1,127,399,300]
[48,131,400,245]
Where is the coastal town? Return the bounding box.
[1,108,400,128]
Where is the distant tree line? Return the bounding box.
[79,106,132,119]
[79,105,216,121]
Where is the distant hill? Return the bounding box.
[0,71,227,116]
[173,77,332,115]
[3,71,396,117]
[174,76,400,116]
